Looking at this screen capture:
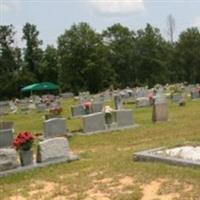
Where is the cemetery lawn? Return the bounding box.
[1,99,200,200]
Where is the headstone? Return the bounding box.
[136,97,150,107]
[61,92,74,99]
[19,103,29,113]
[172,94,182,103]
[0,101,10,115]
[36,103,47,112]
[0,122,14,148]
[36,137,70,163]
[114,109,134,127]
[44,118,68,138]
[0,148,19,172]
[82,113,105,133]
[92,102,103,113]
[152,94,168,122]
[71,105,85,117]
[191,91,200,99]
[114,95,123,110]
[120,91,129,99]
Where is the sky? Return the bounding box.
[1,0,200,47]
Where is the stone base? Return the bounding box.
[133,147,200,168]
[80,124,139,135]
[0,152,79,177]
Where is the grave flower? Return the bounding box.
[13,131,34,166]
[13,131,34,151]
[49,107,63,115]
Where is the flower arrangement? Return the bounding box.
[13,131,34,151]
[49,107,63,115]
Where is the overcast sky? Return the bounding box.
[1,0,200,47]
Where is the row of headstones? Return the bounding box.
[72,94,127,119]
[0,118,73,172]
[82,109,134,133]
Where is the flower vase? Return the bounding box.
[19,150,33,166]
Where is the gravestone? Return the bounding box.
[0,122,14,148]
[82,112,105,133]
[172,94,182,103]
[92,102,103,113]
[0,101,10,115]
[120,91,129,99]
[191,91,200,99]
[0,148,19,172]
[36,103,47,112]
[136,97,150,108]
[71,105,85,117]
[19,103,29,113]
[152,94,168,122]
[44,118,69,138]
[114,109,134,127]
[61,92,74,99]
[36,137,70,163]
[114,95,123,110]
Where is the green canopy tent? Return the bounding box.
[21,82,59,95]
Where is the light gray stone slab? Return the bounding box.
[0,122,14,148]
[71,105,85,117]
[0,148,19,172]
[82,112,105,133]
[152,103,168,122]
[136,97,150,108]
[191,91,199,99]
[37,137,70,163]
[114,109,134,127]
[133,147,200,168]
[114,95,123,110]
[44,118,68,138]
[0,153,79,177]
[92,102,103,113]
[36,103,47,112]
[172,94,182,103]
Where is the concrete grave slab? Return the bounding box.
[134,146,200,168]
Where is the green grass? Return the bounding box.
[0,98,200,199]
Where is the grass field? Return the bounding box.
[0,98,200,200]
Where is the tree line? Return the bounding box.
[0,22,200,99]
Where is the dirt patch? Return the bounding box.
[89,171,104,177]
[28,180,69,199]
[53,196,67,200]
[141,179,180,200]
[9,196,26,200]
[118,176,134,186]
[86,188,111,200]
[86,175,135,199]
[93,177,113,184]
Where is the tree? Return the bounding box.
[22,23,43,81]
[175,27,200,83]
[40,45,58,83]
[57,22,114,93]
[166,14,176,43]
[0,25,22,99]
[102,24,136,87]
[136,24,169,86]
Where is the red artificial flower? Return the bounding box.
[13,131,34,151]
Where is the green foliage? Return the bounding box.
[1,22,200,98]
[103,23,136,87]
[175,27,200,83]
[136,24,169,86]
[58,22,114,93]
[39,45,58,83]
[22,23,43,81]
